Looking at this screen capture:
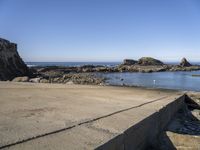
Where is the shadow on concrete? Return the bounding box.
[168,95,200,135]
[157,94,200,150]
[185,94,200,110]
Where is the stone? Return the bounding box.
[12,76,29,82]
[66,81,74,85]
[29,78,41,83]
[0,38,30,80]
[122,59,137,65]
[39,78,49,83]
[138,57,164,66]
[180,57,192,67]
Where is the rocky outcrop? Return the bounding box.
[122,59,137,65]
[0,38,30,80]
[28,73,105,85]
[138,57,164,66]
[180,58,192,67]
[12,76,29,82]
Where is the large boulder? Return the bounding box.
[12,76,29,82]
[29,77,41,83]
[122,59,137,65]
[0,38,30,80]
[138,57,164,66]
[180,58,192,67]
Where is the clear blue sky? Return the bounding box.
[0,0,200,62]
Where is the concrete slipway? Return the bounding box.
[0,82,185,150]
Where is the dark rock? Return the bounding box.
[80,65,96,69]
[122,59,137,65]
[138,57,164,66]
[0,38,30,80]
[180,58,192,67]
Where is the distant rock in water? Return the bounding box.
[0,38,30,80]
[180,57,192,67]
[123,59,137,65]
[138,57,164,66]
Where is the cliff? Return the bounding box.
[0,38,30,80]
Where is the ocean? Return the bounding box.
[100,71,200,92]
[26,62,120,67]
[26,61,200,67]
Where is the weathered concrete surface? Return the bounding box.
[0,82,184,149]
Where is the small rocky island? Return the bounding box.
[1,38,200,85]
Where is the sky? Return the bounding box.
[0,0,200,62]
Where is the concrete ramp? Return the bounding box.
[0,82,185,150]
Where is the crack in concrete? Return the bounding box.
[0,95,171,149]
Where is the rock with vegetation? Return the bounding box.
[122,59,137,65]
[138,57,164,66]
[180,57,192,67]
[0,38,30,80]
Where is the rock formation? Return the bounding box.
[0,38,30,80]
[138,57,164,66]
[180,58,192,67]
[122,59,137,65]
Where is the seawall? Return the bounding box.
[96,95,185,150]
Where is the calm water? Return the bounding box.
[100,71,200,91]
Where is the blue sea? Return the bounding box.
[26,61,200,67]
[100,71,200,92]
[26,62,200,91]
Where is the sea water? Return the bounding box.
[100,71,200,91]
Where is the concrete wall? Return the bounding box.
[96,95,185,150]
